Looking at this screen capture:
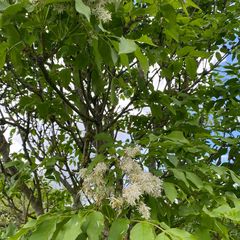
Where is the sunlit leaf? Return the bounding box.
[108,219,129,240]
[82,211,104,240]
[29,219,57,240]
[119,37,137,54]
[136,35,157,47]
[130,223,155,240]
[75,0,91,22]
[163,182,178,203]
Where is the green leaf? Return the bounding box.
[165,131,190,144]
[29,219,57,240]
[2,2,25,16]
[203,184,214,195]
[99,38,113,66]
[135,47,149,76]
[177,46,195,56]
[92,69,104,95]
[155,233,171,240]
[9,228,30,240]
[5,223,17,238]
[194,228,211,240]
[186,0,200,10]
[191,50,210,59]
[179,0,189,15]
[82,211,104,240]
[167,155,179,167]
[213,220,229,239]
[111,47,118,64]
[215,52,222,61]
[44,0,72,5]
[8,220,37,240]
[55,214,85,240]
[172,169,189,187]
[130,222,155,240]
[75,0,91,22]
[95,132,114,144]
[0,42,8,68]
[4,160,21,169]
[134,3,157,16]
[108,219,129,240]
[185,57,197,79]
[119,37,137,54]
[163,182,178,203]
[165,26,179,42]
[23,219,37,228]
[229,170,240,185]
[37,102,50,119]
[10,50,23,74]
[205,203,240,223]
[149,133,158,142]
[185,172,203,189]
[92,38,102,71]
[120,54,129,67]
[136,35,157,47]
[210,165,227,176]
[0,1,10,11]
[165,228,197,240]
[159,95,176,115]
[110,79,119,106]
[59,68,71,88]
[178,205,199,216]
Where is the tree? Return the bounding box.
[0,0,239,239]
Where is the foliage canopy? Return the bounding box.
[0,0,239,239]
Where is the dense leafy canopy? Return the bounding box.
[0,0,239,239]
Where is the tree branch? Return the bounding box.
[37,57,95,123]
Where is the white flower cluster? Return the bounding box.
[111,146,162,219]
[121,147,162,203]
[79,147,162,220]
[86,0,113,22]
[137,201,151,219]
[109,196,124,209]
[122,183,142,205]
[80,162,109,205]
[125,146,141,158]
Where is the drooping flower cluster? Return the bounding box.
[122,183,142,206]
[120,147,162,203]
[79,146,162,219]
[137,201,151,220]
[109,196,124,209]
[86,0,113,22]
[80,162,110,205]
[113,146,162,219]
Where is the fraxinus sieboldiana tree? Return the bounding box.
[0,0,239,239]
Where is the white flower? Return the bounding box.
[130,172,162,197]
[138,201,151,219]
[122,183,142,206]
[29,0,39,4]
[80,162,111,204]
[125,146,141,158]
[119,147,162,205]
[147,175,162,197]
[120,157,142,174]
[93,162,108,175]
[86,0,113,22]
[110,197,124,209]
[93,7,112,22]
[79,168,87,178]
[95,186,109,204]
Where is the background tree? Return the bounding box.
[0,0,239,239]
